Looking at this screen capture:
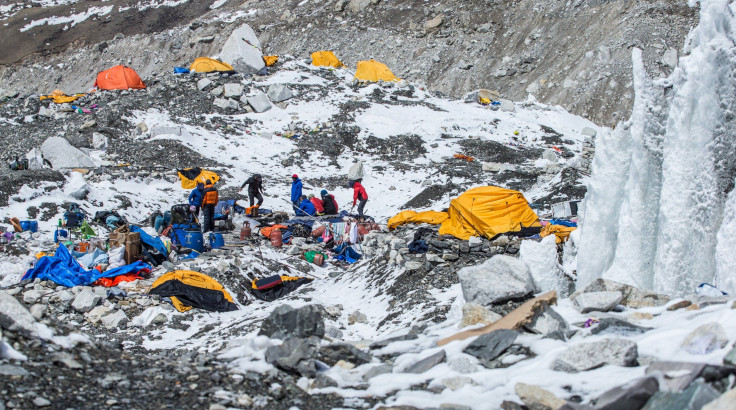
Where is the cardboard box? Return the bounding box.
[109,232,141,264]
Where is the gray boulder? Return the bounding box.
[704,387,736,410]
[247,93,272,113]
[348,0,371,13]
[265,336,320,377]
[524,306,570,341]
[71,288,101,313]
[259,305,325,339]
[463,329,518,367]
[642,382,719,410]
[573,291,623,313]
[404,350,446,374]
[92,133,108,150]
[101,310,128,329]
[223,83,244,98]
[552,339,638,373]
[576,279,669,308]
[40,137,95,169]
[681,322,728,355]
[590,318,652,336]
[0,290,41,337]
[319,343,372,367]
[197,78,212,91]
[219,24,265,74]
[594,376,659,410]
[499,99,516,112]
[458,255,536,306]
[267,84,294,102]
[515,383,566,410]
[213,98,239,111]
[363,364,392,380]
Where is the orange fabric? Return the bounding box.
[260,225,287,238]
[246,205,260,216]
[202,184,219,205]
[94,269,149,287]
[94,65,146,90]
[453,154,474,162]
[263,55,278,66]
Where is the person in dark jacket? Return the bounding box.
[239,174,264,209]
[298,195,316,216]
[321,190,338,215]
[350,180,368,219]
[188,182,204,216]
[201,180,219,232]
[291,174,303,213]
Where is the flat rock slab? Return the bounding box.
[457,254,537,306]
[464,329,518,367]
[574,291,622,313]
[552,338,638,373]
[318,343,373,367]
[681,322,728,355]
[40,137,96,169]
[404,350,446,374]
[642,382,720,410]
[594,376,659,410]
[590,318,653,336]
[259,305,324,339]
[577,278,669,308]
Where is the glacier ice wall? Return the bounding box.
[578,0,736,296]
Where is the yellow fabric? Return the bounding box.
[479,97,491,105]
[311,51,344,68]
[178,169,220,189]
[190,57,234,73]
[354,59,400,82]
[35,252,48,259]
[438,186,541,240]
[540,224,577,243]
[39,91,85,104]
[150,270,234,313]
[263,55,279,66]
[388,210,450,230]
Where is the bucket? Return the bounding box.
[313,253,324,266]
[20,221,38,233]
[175,229,204,252]
[209,232,225,249]
[269,229,283,247]
[240,222,252,240]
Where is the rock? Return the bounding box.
[442,376,474,391]
[542,149,558,162]
[594,376,659,410]
[552,339,638,373]
[460,302,502,328]
[38,105,54,118]
[151,313,168,326]
[267,84,294,102]
[524,306,570,341]
[136,122,148,134]
[313,373,338,388]
[425,15,444,32]
[576,278,669,308]
[213,98,239,110]
[704,387,736,410]
[51,352,83,369]
[515,383,566,410]
[86,305,113,324]
[363,364,392,380]
[72,288,101,313]
[40,137,96,169]
[662,48,678,68]
[463,330,518,368]
[318,343,372,366]
[32,397,51,407]
[348,310,367,325]
[448,356,477,374]
[197,78,213,91]
[581,127,597,137]
[219,24,265,74]
[0,291,45,338]
[404,261,424,271]
[499,99,515,112]
[23,290,44,304]
[681,322,728,355]
[265,336,320,377]
[0,364,29,377]
[210,86,224,96]
[348,0,371,13]
[590,318,652,336]
[573,291,622,313]
[259,305,325,339]
[79,119,96,131]
[92,133,108,150]
[642,382,720,410]
[404,350,446,373]
[101,310,128,329]
[458,60,473,70]
[29,304,46,320]
[370,332,418,349]
[457,255,536,306]
[247,93,272,113]
[334,0,347,12]
[237,394,254,407]
[223,83,244,98]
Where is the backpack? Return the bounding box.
[64,204,86,228]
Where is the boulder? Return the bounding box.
[259,305,325,339]
[460,302,502,328]
[425,15,444,31]
[524,306,570,341]
[443,376,474,391]
[573,291,622,313]
[515,383,566,410]
[404,350,446,374]
[576,278,669,308]
[40,137,96,169]
[0,290,42,338]
[223,83,244,98]
[348,310,367,325]
[643,382,720,410]
[594,376,659,410]
[662,48,678,68]
[267,84,294,102]
[101,310,128,329]
[247,93,272,113]
[463,329,518,368]
[704,387,736,410]
[92,133,108,150]
[86,306,112,324]
[590,318,652,336]
[318,343,372,366]
[29,304,46,320]
[219,24,265,74]
[457,255,536,306]
[265,336,320,377]
[197,78,213,91]
[723,346,736,366]
[363,364,392,380]
[681,322,728,355]
[213,98,239,111]
[552,339,638,373]
[23,290,44,304]
[71,288,101,313]
[499,99,515,112]
[348,0,371,13]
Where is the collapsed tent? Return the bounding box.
[149,270,238,312]
[177,168,220,189]
[190,57,235,73]
[22,245,151,287]
[354,59,399,82]
[438,186,541,240]
[311,51,344,68]
[40,90,85,104]
[263,55,278,66]
[250,275,313,302]
[540,224,577,243]
[94,65,146,90]
[388,210,450,230]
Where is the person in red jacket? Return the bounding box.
[309,194,325,215]
[350,179,368,219]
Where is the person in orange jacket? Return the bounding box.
[350,179,368,219]
[201,179,219,232]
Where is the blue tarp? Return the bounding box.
[22,245,151,287]
[174,67,190,74]
[549,219,577,227]
[333,243,361,264]
[130,225,169,259]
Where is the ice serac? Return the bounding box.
[578,0,736,296]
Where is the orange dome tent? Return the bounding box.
[94,65,146,90]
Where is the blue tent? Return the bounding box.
[22,245,151,287]
[130,225,169,259]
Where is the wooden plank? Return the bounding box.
[437,291,557,346]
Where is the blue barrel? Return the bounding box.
[175,229,204,252]
[20,221,38,233]
[209,233,225,249]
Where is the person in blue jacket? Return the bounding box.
[298,195,316,216]
[291,174,303,213]
[188,182,204,215]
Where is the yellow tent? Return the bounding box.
[177,168,220,189]
[263,55,279,66]
[354,59,400,82]
[438,186,541,240]
[149,270,236,313]
[40,89,85,104]
[540,224,577,243]
[190,57,234,73]
[388,210,449,230]
[311,51,345,68]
